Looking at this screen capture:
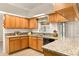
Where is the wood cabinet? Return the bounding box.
[15,16,21,28]
[4,14,38,29]
[29,36,38,50]
[32,37,38,50]
[4,14,10,28]
[9,38,15,53]
[8,36,29,54]
[7,36,43,54]
[21,36,29,49]
[14,38,21,51]
[37,37,43,52]
[52,3,76,21]
[4,14,16,28]
[25,18,29,28]
[21,18,29,29]
[4,14,29,29]
[53,3,73,11]
[48,13,67,23]
[29,36,43,52]
[9,37,21,53]
[29,18,38,29]
[10,15,16,28]
[15,17,29,29]
[29,36,33,48]
[56,6,76,21]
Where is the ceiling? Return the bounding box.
[0,3,53,18]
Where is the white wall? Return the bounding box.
[65,21,79,38]
[0,13,3,41]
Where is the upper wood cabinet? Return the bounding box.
[21,18,29,29]
[25,18,29,28]
[4,14,38,29]
[53,3,73,11]
[53,3,76,20]
[29,18,38,29]
[4,14,29,29]
[56,6,76,21]
[48,13,66,23]
[4,14,16,29]
[15,16,21,28]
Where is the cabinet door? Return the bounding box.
[10,15,16,28]
[29,36,33,48]
[14,38,21,51]
[15,16,21,28]
[53,3,73,11]
[29,18,38,29]
[37,38,43,52]
[21,18,25,29]
[20,18,28,29]
[32,37,38,50]
[25,18,29,29]
[9,38,15,53]
[48,13,55,23]
[21,36,29,49]
[4,15,16,29]
[4,15,11,28]
[48,13,65,23]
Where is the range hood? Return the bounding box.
[38,17,49,25]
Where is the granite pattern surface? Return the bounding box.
[42,38,79,56]
[6,34,59,40]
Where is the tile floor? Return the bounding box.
[0,49,44,56]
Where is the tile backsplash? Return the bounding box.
[5,29,29,33]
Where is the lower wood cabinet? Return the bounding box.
[29,36,38,50]
[29,36,33,48]
[7,36,43,54]
[37,38,43,52]
[32,37,38,50]
[29,36,43,52]
[14,39,21,51]
[21,37,29,49]
[8,36,29,54]
[9,38,15,53]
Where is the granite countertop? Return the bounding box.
[6,34,59,40]
[6,35,29,38]
[6,34,42,38]
[42,38,79,56]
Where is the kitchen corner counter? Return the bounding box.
[42,38,79,56]
[6,34,59,40]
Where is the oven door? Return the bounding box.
[43,38,55,45]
